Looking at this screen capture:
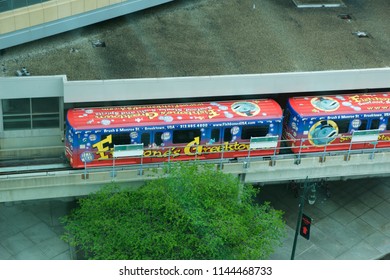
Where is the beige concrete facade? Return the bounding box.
[0,0,124,34]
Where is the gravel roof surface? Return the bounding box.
[0,0,389,80]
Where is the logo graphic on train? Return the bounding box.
[351,119,361,129]
[311,97,340,112]
[308,120,338,146]
[80,151,95,163]
[89,133,252,161]
[310,94,390,113]
[231,101,260,117]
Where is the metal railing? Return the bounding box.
[77,131,390,178]
[1,132,389,181]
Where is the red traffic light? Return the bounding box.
[300,213,312,240]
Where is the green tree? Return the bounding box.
[61,162,286,259]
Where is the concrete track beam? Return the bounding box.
[1,151,390,202]
[242,152,390,183]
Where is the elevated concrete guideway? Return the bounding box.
[2,68,389,103]
[63,68,390,103]
[1,150,390,202]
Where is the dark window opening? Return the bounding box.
[370,119,380,130]
[32,114,60,129]
[223,128,232,142]
[112,133,130,146]
[241,125,269,139]
[335,120,350,134]
[357,119,368,130]
[0,0,51,13]
[141,133,150,147]
[32,97,59,113]
[2,97,60,130]
[173,129,201,144]
[3,115,30,130]
[155,132,163,146]
[211,129,220,143]
[387,119,390,131]
[2,98,30,114]
[101,133,131,150]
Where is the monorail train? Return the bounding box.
[284,93,390,152]
[65,92,390,168]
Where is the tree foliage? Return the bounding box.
[61,162,286,260]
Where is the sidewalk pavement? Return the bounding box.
[1,177,390,260]
[260,177,390,260]
[0,199,74,260]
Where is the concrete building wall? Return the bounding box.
[0,75,65,157]
[0,0,126,35]
[0,75,64,99]
[0,0,173,49]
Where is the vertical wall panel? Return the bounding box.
[43,2,58,22]
[71,0,84,15]
[13,10,29,30]
[84,0,97,11]
[97,0,110,8]
[57,1,72,18]
[0,12,15,33]
[28,4,44,26]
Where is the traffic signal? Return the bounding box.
[300,213,312,240]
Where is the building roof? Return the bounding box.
[1,1,390,80]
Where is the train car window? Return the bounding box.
[101,133,130,149]
[357,119,368,130]
[370,119,380,130]
[173,129,201,144]
[141,133,150,147]
[155,132,163,146]
[387,119,390,130]
[112,133,130,145]
[211,129,220,142]
[241,125,269,139]
[335,120,350,133]
[223,128,232,142]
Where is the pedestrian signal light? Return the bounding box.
[300,213,312,240]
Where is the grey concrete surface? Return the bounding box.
[1,176,389,260]
[261,176,390,260]
[0,199,74,260]
[1,0,390,80]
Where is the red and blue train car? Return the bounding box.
[284,92,390,153]
[65,99,284,168]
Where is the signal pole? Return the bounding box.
[291,177,315,260]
